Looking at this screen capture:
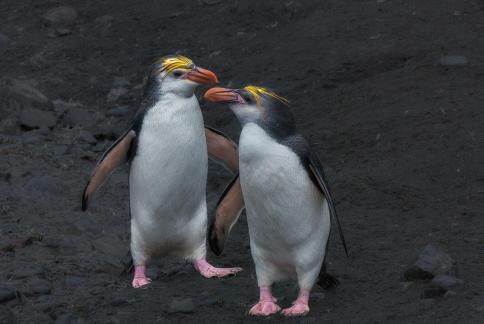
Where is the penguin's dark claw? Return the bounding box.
[317,272,340,290]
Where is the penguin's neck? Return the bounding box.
[144,93,200,127]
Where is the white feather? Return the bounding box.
[239,123,330,290]
[129,93,208,264]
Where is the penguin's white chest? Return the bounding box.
[129,95,207,255]
[239,123,329,276]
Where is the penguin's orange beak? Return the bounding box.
[204,87,245,104]
[183,67,219,84]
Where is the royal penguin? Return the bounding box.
[82,55,243,288]
[204,86,348,316]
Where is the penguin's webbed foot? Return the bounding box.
[281,303,310,317]
[193,259,242,278]
[132,265,152,288]
[249,300,281,316]
[132,276,152,288]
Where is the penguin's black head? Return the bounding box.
[204,85,295,138]
[147,55,218,97]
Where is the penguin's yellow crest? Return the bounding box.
[244,86,289,106]
[156,55,194,75]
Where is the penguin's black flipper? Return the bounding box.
[209,175,245,256]
[82,129,137,211]
[306,152,349,257]
[205,126,239,174]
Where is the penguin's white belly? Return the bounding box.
[239,124,330,282]
[129,96,207,258]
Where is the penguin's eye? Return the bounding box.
[242,94,253,104]
[172,70,184,78]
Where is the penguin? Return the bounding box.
[204,86,348,316]
[82,55,242,288]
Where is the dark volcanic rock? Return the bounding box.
[0,288,16,303]
[0,306,17,324]
[403,266,434,281]
[0,33,9,54]
[200,0,223,5]
[1,78,51,111]
[168,298,195,313]
[93,15,115,33]
[25,175,67,196]
[91,235,129,273]
[422,287,446,299]
[43,6,78,26]
[22,279,52,296]
[0,117,19,135]
[62,107,95,128]
[20,108,57,129]
[12,265,45,279]
[92,235,127,258]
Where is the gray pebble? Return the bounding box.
[20,108,57,129]
[2,78,51,111]
[62,108,94,128]
[0,117,19,135]
[43,6,78,26]
[107,87,128,103]
[21,132,43,145]
[92,142,109,152]
[12,265,45,279]
[52,99,83,114]
[168,298,195,313]
[112,77,130,88]
[200,0,222,5]
[78,130,97,144]
[0,33,10,54]
[431,274,463,290]
[54,145,68,156]
[440,55,468,66]
[25,175,67,196]
[93,15,114,33]
[106,106,130,117]
[413,245,457,277]
[22,279,51,296]
[64,275,86,286]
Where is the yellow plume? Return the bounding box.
[155,55,194,75]
[244,85,289,106]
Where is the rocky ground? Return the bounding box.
[1,0,484,323]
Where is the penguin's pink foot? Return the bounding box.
[249,286,280,316]
[282,289,310,316]
[132,265,152,288]
[193,259,242,278]
[249,300,281,316]
[281,303,310,317]
[132,277,152,288]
